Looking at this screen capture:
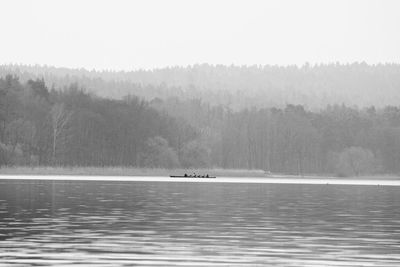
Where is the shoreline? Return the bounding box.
[1,174,400,186]
[0,166,399,180]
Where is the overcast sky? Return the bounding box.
[1,0,399,70]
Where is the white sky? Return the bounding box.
[0,0,399,70]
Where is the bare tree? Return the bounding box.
[336,147,376,176]
[51,103,72,165]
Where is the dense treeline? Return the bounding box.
[2,63,400,109]
[0,75,197,167]
[1,74,400,176]
[151,97,400,176]
[214,105,400,175]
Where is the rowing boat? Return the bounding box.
[170,175,216,178]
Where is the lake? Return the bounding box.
[1,177,400,266]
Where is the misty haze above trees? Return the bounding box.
[1,63,400,110]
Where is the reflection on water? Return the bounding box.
[1,179,400,266]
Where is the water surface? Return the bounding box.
[1,178,400,266]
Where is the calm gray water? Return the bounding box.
[1,179,400,266]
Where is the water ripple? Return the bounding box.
[1,180,400,266]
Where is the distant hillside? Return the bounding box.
[1,63,400,109]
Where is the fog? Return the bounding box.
[0,0,399,70]
[2,2,400,265]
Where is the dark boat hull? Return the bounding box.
[170,175,216,178]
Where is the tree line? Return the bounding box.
[151,97,400,176]
[2,63,400,110]
[0,75,197,168]
[1,74,400,176]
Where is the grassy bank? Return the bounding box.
[0,166,267,177]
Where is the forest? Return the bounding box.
[1,65,400,176]
[2,63,400,110]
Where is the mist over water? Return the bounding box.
[1,179,400,266]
